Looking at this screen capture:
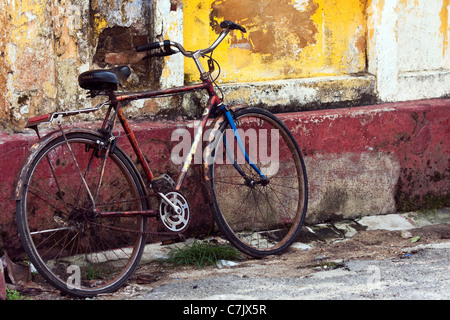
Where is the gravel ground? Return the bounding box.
[134,242,450,300]
[13,210,450,303]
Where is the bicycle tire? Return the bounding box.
[204,107,308,258]
[16,131,148,297]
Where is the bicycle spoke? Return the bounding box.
[207,108,307,257]
[254,185,297,222]
[17,132,147,297]
[59,127,96,207]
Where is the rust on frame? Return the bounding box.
[116,106,155,181]
[98,210,157,218]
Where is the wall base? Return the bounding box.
[1,98,449,258]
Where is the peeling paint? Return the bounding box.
[210,0,319,55]
[93,13,108,39]
[1,0,450,130]
[184,0,367,83]
[439,0,449,59]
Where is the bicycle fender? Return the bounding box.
[11,128,105,201]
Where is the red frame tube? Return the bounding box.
[112,78,221,186]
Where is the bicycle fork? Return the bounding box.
[222,107,268,186]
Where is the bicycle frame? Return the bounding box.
[15,25,266,220]
[111,79,267,190]
[111,77,222,191]
[16,78,259,219]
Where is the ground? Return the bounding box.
[17,222,450,300]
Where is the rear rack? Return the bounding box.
[25,101,109,128]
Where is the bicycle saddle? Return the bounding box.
[78,66,131,91]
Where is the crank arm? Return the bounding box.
[157,192,182,215]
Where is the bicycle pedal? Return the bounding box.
[151,174,175,192]
[161,234,186,245]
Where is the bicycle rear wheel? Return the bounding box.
[16,131,147,297]
[204,108,308,258]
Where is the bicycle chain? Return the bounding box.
[88,219,177,237]
[67,189,188,240]
[86,195,187,239]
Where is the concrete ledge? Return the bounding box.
[358,214,416,231]
[1,98,449,257]
[181,74,377,116]
[221,74,377,111]
[278,99,449,222]
[396,70,450,101]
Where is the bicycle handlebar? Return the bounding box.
[136,20,246,60]
[136,42,161,53]
[219,20,247,33]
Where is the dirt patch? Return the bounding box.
[12,223,450,300]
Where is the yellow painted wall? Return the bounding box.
[1,0,58,126]
[183,0,367,83]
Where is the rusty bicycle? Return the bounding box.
[13,21,308,297]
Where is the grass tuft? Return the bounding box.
[166,240,241,268]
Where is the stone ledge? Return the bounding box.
[180,74,377,117]
[217,74,377,111]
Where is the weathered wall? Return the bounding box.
[175,0,450,112]
[0,0,156,131]
[367,0,450,102]
[0,0,449,256]
[184,0,367,83]
[1,0,449,129]
[0,0,10,123]
[90,0,152,89]
[1,99,448,257]
[0,0,91,130]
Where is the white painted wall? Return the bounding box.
[368,0,450,102]
[151,0,184,88]
[397,0,447,73]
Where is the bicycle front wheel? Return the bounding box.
[16,131,148,297]
[204,108,308,258]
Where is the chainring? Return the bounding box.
[159,190,190,233]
